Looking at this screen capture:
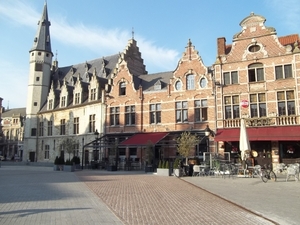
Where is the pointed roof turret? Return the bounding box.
[30,2,52,54]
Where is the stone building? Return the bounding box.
[1,107,26,161]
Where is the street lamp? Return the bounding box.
[94,129,99,161]
[204,125,214,168]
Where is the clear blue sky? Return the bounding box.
[1,0,300,109]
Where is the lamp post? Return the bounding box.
[204,125,214,168]
[81,137,84,170]
[94,129,99,161]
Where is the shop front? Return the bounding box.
[215,126,300,168]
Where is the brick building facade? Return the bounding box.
[23,4,300,170]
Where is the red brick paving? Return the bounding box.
[76,171,275,225]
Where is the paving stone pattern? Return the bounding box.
[77,171,275,225]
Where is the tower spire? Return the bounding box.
[30,2,52,54]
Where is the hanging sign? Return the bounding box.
[240,100,249,108]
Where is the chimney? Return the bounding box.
[217,37,226,56]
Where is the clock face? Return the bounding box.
[200,78,207,88]
[175,81,182,90]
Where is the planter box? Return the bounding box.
[156,168,170,177]
[54,165,64,171]
[107,165,117,171]
[64,165,75,172]
[157,168,170,176]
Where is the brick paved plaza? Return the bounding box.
[3,165,296,225]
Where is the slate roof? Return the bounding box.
[2,108,26,117]
[52,54,119,87]
[30,2,52,54]
[137,71,173,92]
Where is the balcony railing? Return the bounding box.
[222,115,299,128]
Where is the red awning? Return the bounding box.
[120,132,169,146]
[215,126,300,142]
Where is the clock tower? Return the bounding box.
[24,2,53,161]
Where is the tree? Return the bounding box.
[177,131,199,165]
[60,138,77,160]
[145,141,154,165]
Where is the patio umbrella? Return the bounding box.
[239,118,251,161]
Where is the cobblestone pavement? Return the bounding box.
[1,165,296,225]
[0,166,122,225]
[77,170,276,225]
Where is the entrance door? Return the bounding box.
[29,152,35,162]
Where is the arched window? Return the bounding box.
[119,82,126,96]
[186,74,195,90]
[175,81,182,90]
[248,63,264,82]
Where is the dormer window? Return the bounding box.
[154,80,162,90]
[75,93,80,104]
[119,82,126,96]
[48,99,53,110]
[61,96,66,107]
[90,88,97,101]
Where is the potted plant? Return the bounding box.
[54,156,60,171]
[64,159,75,172]
[173,158,181,176]
[156,160,170,176]
[54,156,64,171]
[71,156,81,169]
[144,141,154,173]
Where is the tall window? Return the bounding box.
[75,93,80,104]
[61,96,66,107]
[125,106,135,125]
[186,74,195,90]
[39,122,44,136]
[60,119,66,135]
[119,82,126,96]
[45,145,49,159]
[248,63,264,82]
[277,90,295,116]
[223,71,238,85]
[224,96,240,119]
[250,93,266,118]
[48,99,53,110]
[176,101,188,123]
[150,103,161,124]
[194,100,208,122]
[89,114,95,132]
[31,128,37,136]
[275,64,293,79]
[110,107,120,126]
[47,121,52,136]
[90,88,96,100]
[74,117,79,134]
